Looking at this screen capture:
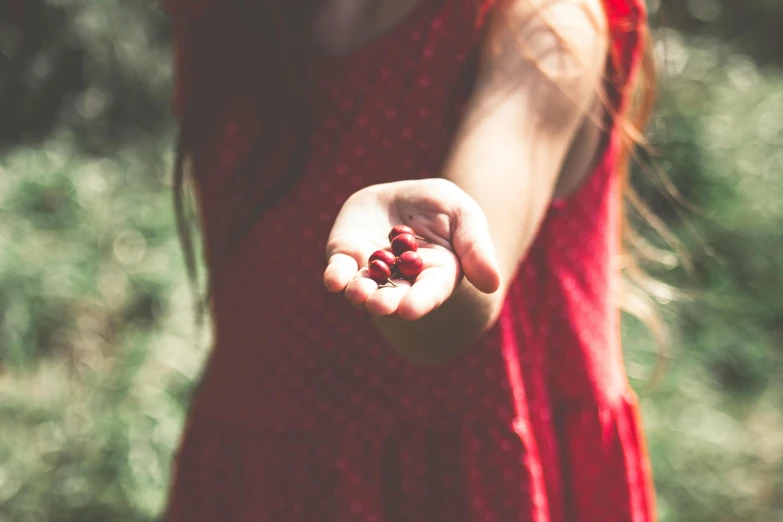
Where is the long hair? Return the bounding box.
[170,0,670,350]
[171,1,317,323]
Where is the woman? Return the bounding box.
[162,0,657,520]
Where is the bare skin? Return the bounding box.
[322,0,609,365]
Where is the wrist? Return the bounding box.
[370,279,504,366]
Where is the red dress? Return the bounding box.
[162,1,656,521]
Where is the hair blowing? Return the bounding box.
[171,1,667,351]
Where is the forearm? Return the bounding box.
[367,0,609,365]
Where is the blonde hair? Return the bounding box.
[616,32,672,378]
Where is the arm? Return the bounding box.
[325,0,609,365]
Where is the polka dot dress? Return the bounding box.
[161,1,656,521]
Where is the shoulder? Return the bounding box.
[475,0,610,123]
[481,0,609,78]
[488,0,608,50]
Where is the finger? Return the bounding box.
[365,281,411,316]
[452,205,502,294]
[396,268,456,321]
[324,253,360,293]
[344,269,379,307]
[325,234,368,265]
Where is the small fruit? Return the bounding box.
[368,259,392,284]
[397,251,424,280]
[388,224,432,244]
[369,249,396,267]
[391,233,418,256]
[388,225,416,243]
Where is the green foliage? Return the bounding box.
[1,1,782,521]
[0,2,207,521]
[623,28,783,522]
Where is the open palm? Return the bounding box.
[323,179,501,321]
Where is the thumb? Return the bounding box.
[451,198,501,294]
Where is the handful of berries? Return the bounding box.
[367,225,430,287]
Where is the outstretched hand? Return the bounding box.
[324,179,501,321]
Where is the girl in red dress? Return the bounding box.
[162,0,658,520]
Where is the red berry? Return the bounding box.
[368,259,391,284]
[397,251,424,280]
[388,225,416,243]
[369,249,396,267]
[391,233,418,256]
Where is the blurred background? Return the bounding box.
[0,0,781,521]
